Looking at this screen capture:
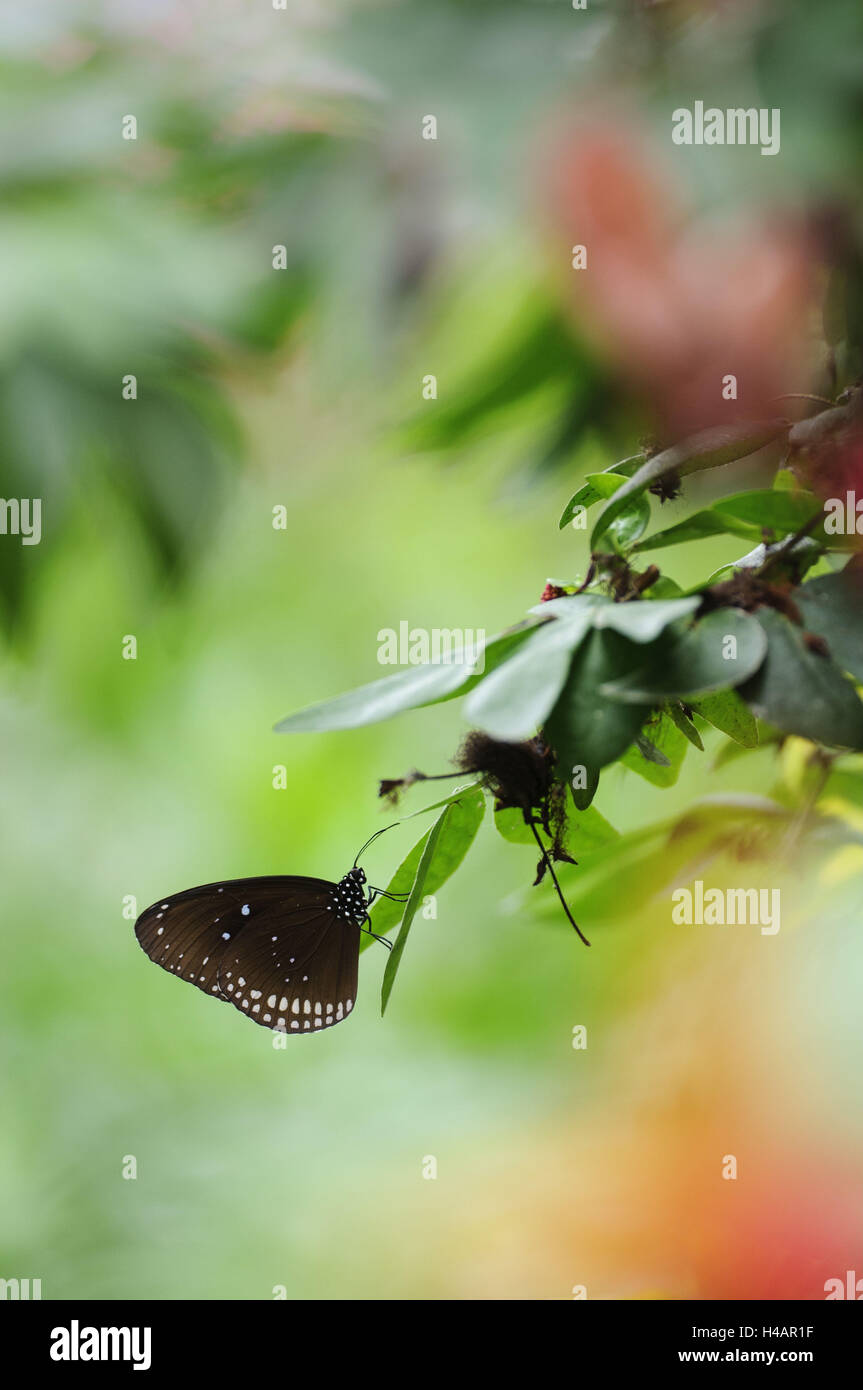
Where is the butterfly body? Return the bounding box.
[135,866,373,1034]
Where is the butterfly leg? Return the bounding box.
[359,915,393,952]
[367,886,411,904]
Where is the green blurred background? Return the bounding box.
[2,0,863,1300]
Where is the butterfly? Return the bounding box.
[134,829,405,1035]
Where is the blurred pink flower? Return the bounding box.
[546,124,815,438]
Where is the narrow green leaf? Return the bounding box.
[396,785,483,822]
[558,455,644,529]
[380,807,452,1014]
[365,832,431,942]
[366,786,485,947]
[666,701,705,751]
[591,420,787,548]
[712,488,822,532]
[632,509,758,554]
[274,626,534,732]
[583,471,631,499]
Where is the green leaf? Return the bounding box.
[571,763,600,809]
[494,802,618,854]
[633,734,671,766]
[403,305,590,453]
[463,607,595,741]
[531,593,699,641]
[396,785,483,821]
[583,471,632,499]
[564,799,619,852]
[632,510,758,554]
[380,805,453,1015]
[607,491,651,553]
[274,626,534,732]
[576,471,652,552]
[636,486,821,566]
[703,536,825,586]
[646,575,685,598]
[621,714,688,786]
[493,807,540,845]
[689,688,759,748]
[712,488,822,532]
[558,455,644,529]
[366,786,485,948]
[666,701,704,751]
[637,480,822,558]
[600,609,768,702]
[592,596,701,641]
[740,608,863,750]
[591,420,787,549]
[793,568,863,682]
[544,629,653,771]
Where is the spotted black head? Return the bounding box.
[331,865,369,925]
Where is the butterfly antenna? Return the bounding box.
[529,821,590,947]
[353,822,401,868]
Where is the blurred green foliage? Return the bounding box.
[2,0,863,1302]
